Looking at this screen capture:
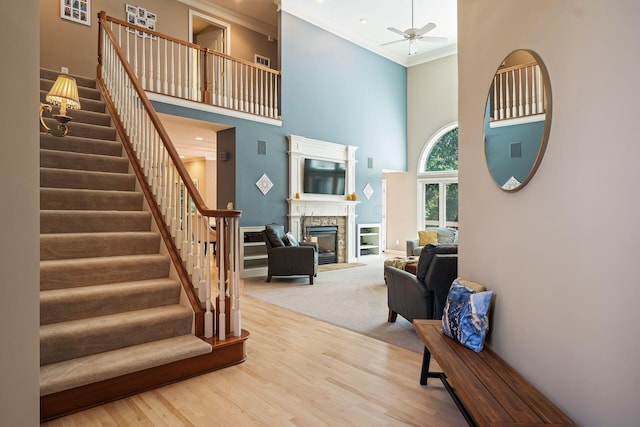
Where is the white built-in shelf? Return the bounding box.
[357,223,381,259]
[240,227,268,278]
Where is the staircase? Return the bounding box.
[39,68,246,421]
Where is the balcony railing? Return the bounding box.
[102,13,280,120]
[489,61,546,127]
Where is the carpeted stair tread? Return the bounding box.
[40,305,194,365]
[40,167,136,191]
[40,68,97,89]
[41,210,151,233]
[40,278,181,325]
[40,133,122,156]
[41,148,129,173]
[42,117,116,140]
[40,167,135,191]
[40,335,212,396]
[40,254,171,291]
[41,188,143,211]
[41,231,161,260]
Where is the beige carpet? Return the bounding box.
[243,257,424,353]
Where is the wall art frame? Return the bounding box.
[61,0,91,27]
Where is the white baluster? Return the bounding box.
[499,73,504,120]
[274,75,279,118]
[170,41,175,96]
[525,66,530,116]
[531,65,537,115]
[156,37,161,94]
[505,72,511,119]
[537,64,544,113]
[184,44,189,100]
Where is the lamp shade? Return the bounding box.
[46,75,81,114]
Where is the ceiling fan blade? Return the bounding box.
[419,36,448,42]
[416,22,436,36]
[380,39,407,46]
[386,27,406,37]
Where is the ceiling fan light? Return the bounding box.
[409,39,418,55]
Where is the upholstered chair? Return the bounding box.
[262,224,318,285]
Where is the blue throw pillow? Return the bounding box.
[442,279,494,352]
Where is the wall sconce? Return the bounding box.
[39,74,81,137]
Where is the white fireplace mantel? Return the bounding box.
[287,135,359,263]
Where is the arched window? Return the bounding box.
[417,123,459,230]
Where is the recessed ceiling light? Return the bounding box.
[194,137,204,141]
[360,18,368,24]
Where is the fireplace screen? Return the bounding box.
[306,226,338,265]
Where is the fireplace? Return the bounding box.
[307,226,338,265]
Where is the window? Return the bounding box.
[417,123,458,230]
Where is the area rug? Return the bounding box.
[243,257,424,353]
[317,262,366,273]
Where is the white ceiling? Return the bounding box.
[188,0,457,67]
[167,0,457,157]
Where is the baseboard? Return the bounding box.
[41,331,249,422]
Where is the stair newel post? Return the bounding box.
[230,217,241,337]
[217,217,226,340]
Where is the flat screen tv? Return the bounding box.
[303,158,346,195]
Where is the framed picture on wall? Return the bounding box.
[61,0,91,26]
[255,54,271,68]
[125,4,157,38]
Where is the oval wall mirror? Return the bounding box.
[484,49,552,191]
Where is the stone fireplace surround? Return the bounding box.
[287,135,359,263]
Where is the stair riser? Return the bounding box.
[41,188,143,211]
[41,150,129,174]
[40,280,181,325]
[42,118,116,140]
[40,134,122,157]
[41,233,161,261]
[40,211,151,234]
[40,168,136,192]
[40,256,171,291]
[40,307,193,365]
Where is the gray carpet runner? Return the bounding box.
[39,68,211,397]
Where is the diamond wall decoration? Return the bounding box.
[363,183,374,200]
[256,173,274,195]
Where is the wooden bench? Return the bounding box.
[413,320,575,427]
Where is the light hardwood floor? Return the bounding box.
[42,294,466,426]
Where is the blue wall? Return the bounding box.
[154,12,407,230]
[484,102,545,187]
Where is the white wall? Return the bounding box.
[0,1,40,425]
[458,1,640,426]
[385,55,458,253]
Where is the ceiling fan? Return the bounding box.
[381,0,447,56]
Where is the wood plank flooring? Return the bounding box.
[42,294,466,426]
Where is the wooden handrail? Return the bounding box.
[496,60,538,75]
[98,11,241,220]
